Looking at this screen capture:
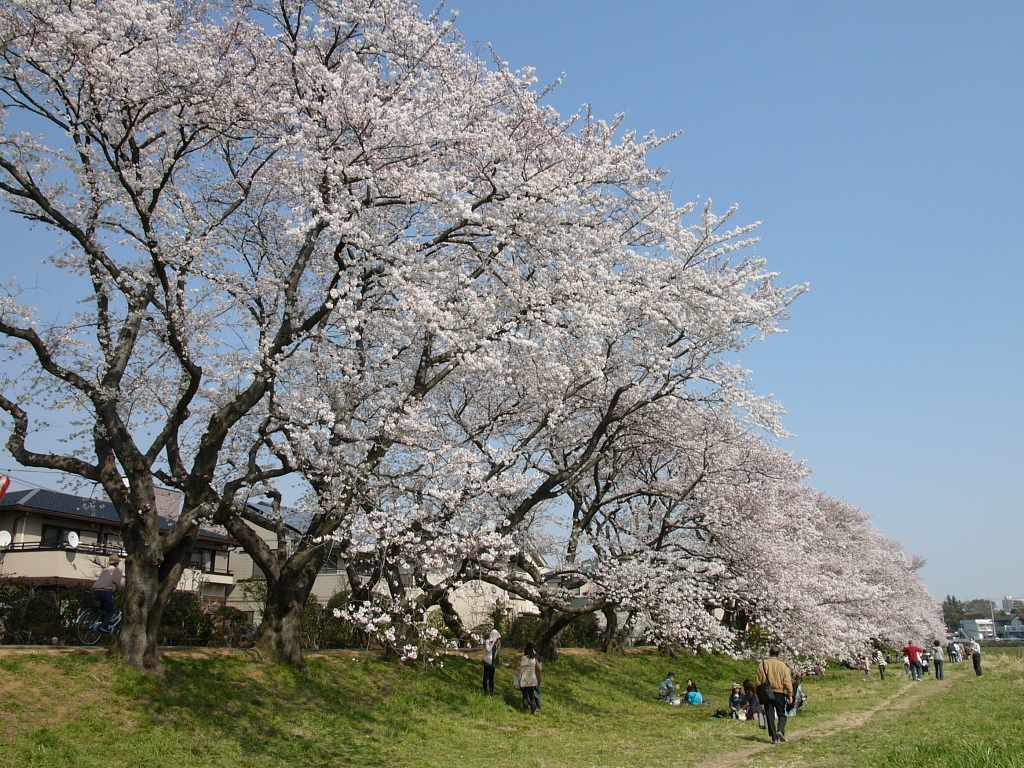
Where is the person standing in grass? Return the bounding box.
[931,640,946,681]
[482,629,501,694]
[756,646,793,744]
[902,642,924,681]
[517,642,542,713]
[950,642,962,663]
[872,649,887,680]
[969,637,983,676]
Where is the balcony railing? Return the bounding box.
[1,541,232,576]
[1,540,122,556]
[188,562,234,577]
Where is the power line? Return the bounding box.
[0,469,103,497]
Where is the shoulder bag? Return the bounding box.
[755,661,774,705]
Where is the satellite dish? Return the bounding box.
[0,530,11,548]
[64,530,80,549]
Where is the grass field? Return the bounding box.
[1,645,1023,768]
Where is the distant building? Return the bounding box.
[1002,596,1024,613]
[994,614,1024,639]
[959,618,995,640]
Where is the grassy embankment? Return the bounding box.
[1,646,1022,768]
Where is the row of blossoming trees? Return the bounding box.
[0,0,942,672]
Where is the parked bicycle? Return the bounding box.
[75,605,123,645]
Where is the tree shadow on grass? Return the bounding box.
[137,655,404,766]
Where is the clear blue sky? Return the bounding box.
[446,0,1024,605]
[2,1,1021,606]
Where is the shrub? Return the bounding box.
[208,605,252,647]
[0,578,94,645]
[560,612,603,649]
[160,591,212,646]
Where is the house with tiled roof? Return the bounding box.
[0,487,235,604]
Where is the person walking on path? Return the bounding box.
[872,649,887,680]
[517,642,542,713]
[931,640,946,681]
[902,642,925,681]
[92,553,125,632]
[969,638,983,676]
[756,646,794,745]
[482,629,501,694]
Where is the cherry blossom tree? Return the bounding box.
[0,0,939,672]
[163,0,801,667]
[697,471,943,659]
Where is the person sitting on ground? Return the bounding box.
[660,672,681,704]
[729,683,745,718]
[742,679,765,728]
[685,679,704,705]
[92,553,125,632]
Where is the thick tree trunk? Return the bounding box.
[253,588,308,670]
[535,609,577,662]
[601,606,629,655]
[114,518,197,673]
[251,554,325,670]
[116,557,162,671]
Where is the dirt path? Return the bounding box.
[701,674,951,768]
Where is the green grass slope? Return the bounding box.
[1,647,1022,768]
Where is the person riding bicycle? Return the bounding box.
[92,554,125,632]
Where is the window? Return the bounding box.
[41,524,79,548]
[190,548,213,572]
[190,547,230,574]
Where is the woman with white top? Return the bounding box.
[517,642,542,713]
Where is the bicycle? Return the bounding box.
[75,606,123,646]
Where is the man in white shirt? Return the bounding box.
[968,638,983,676]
